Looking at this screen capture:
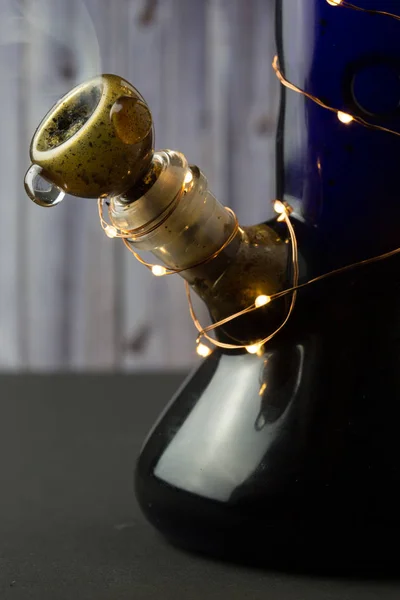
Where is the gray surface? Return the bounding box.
[1,373,400,600]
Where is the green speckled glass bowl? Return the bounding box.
[29,74,154,198]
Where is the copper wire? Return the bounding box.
[98,186,184,241]
[99,190,400,353]
[122,207,238,274]
[98,18,400,353]
[272,56,400,139]
[185,205,299,350]
[118,188,185,240]
[186,209,400,350]
[335,0,400,22]
[98,193,239,275]
[270,244,400,301]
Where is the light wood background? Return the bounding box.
[0,0,279,371]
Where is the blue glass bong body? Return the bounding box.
[135,0,400,571]
[24,0,400,572]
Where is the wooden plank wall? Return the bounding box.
[0,0,279,371]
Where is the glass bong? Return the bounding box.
[24,0,400,572]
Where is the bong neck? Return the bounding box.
[108,149,291,347]
[109,150,242,284]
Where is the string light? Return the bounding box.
[186,202,299,351]
[196,343,212,357]
[99,189,400,356]
[337,111,354,125]
[272,55,400,138]
[99,189,299,353]
[325,0,400,21]
[184,199,400,353]
[98,196,240,276]
[98,0,400,357]
[254,295,271,308]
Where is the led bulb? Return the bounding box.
[151,265,167,277]
[183,169,194,193]
[184,170,193,185]
[326,0,342,5]
[246,343,263,355]
[196,343,212,357]
[274,200,285,214]
[337,111,353,124]
[255,295,271,308]
[259,382,267,396]
[104,224,118,238]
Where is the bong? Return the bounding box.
[24,0,400,571]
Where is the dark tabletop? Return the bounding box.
[0,373,400,600]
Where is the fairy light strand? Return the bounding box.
[99,188,400,354]
[99,190,299,352]
[274,1,400,134]
[185,201,299,352]
[98,0,400,355]
[182,205,400,352]
[98,194,239,276]
[122,209,239,275]
[272,56,400,138]
[326,0,400,22]
[99,191,400,355]
[98,185,186,247]
[270,244,400,302]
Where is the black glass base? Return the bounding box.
[135,255,400,573]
